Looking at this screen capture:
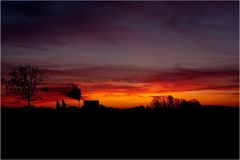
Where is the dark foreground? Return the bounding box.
[1,106,239,159]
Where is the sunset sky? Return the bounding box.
[1,1,239,108]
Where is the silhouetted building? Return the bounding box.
[82,100,99,110]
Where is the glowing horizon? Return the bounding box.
[1,1,239,108]
[1,79,239,108]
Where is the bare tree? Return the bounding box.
[150,95,202,110]
[159,96,167,109]
[166,95,174,108]
[150,96,161,108]
[4,65,47,108]
[150,96,167,109]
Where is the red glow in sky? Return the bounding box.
[1,2,239,108]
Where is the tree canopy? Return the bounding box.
[4,65,47,108]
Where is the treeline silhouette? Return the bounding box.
[149,95,201,109]
[5,94,201,113]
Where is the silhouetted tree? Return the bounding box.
[150,96,161,108]
[150,95,201,110]
[178,99,188,109]
[166,95,174,108]
[173,98,180,108]
[188,99,201,108]
[64,83,82,107]
[159,96,166,108]
[4,65,47,108]
[150,96,165,109]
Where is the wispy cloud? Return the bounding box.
[1,1,238,107]
[38,65,239,94]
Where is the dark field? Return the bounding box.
[1,106,239,159]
